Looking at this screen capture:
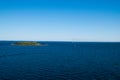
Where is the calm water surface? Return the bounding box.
[0,41,120,80]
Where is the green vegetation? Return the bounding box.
[13,42,41,46]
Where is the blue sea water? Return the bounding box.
[0,41,120,80]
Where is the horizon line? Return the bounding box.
[0,40,120,43]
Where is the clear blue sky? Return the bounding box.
[0,0,120,41]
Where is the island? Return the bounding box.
[12,42,41,46]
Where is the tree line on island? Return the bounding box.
[12,41,45,46]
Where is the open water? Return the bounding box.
[0,41,120,80]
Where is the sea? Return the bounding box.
[0,41,120,80]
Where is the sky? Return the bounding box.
[0,0,120,42]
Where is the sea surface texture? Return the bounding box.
[0,41,120,80]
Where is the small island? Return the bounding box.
[12,42,41,46]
